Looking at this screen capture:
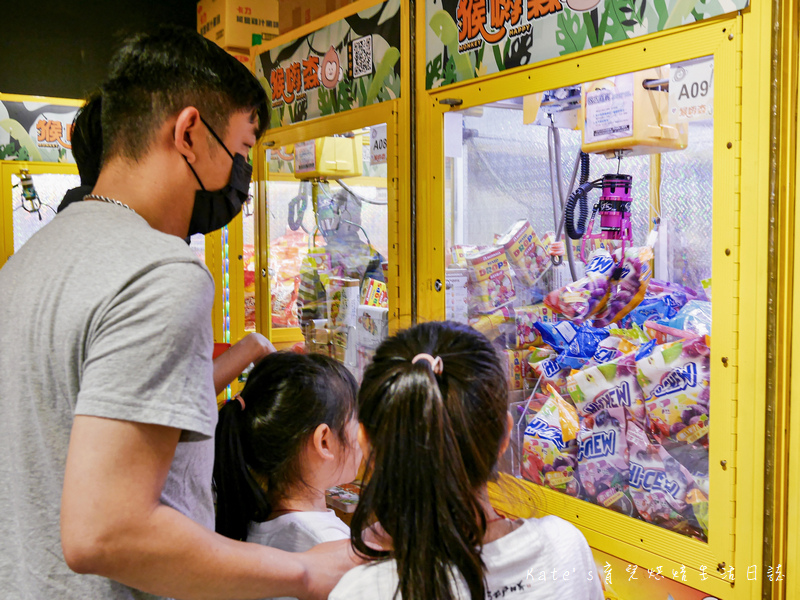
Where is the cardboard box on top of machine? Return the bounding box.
[278,0,356,34]
[197,0,279,49]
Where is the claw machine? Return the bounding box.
[417,0,787,597]
[250,0,411,375]
[0,93,82,267]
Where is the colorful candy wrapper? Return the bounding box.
[467,247,517,313]
[506,349,531,390]
[593,247,652,327]
[626,423,705,540]
[497,220,550,287]
[662,300,712,337]
[567,352,647,426]
[451,245,482,267]
[361,278,388,308]
[470,306,514,342]
[577,407,638,517]
[522,387,581,497]
[530,357,570,395]
[636,338,710,447]
[544,249,616,323]
[515,303,559,347]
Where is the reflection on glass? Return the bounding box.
[445,61,713,542]
[12,172,79,252]
[266,126,390,378]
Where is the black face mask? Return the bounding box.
[184,116,252,236]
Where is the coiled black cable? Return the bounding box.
[565,152,593,240]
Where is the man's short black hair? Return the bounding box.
[101,25,268,162]
[72,92,103,186]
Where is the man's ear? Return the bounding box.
[173,106,202,163]
[311,423,335,462]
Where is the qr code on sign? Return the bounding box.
[350,35,373,78]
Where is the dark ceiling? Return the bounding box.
[0,0,198,99]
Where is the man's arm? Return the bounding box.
[213,332,276,395]
[61,415,357,600]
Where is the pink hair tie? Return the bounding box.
[234,394,245,410]
[412,353,443,375]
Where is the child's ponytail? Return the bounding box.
[352,322,509,600]
[213,352,358,542]
[214,399,271,541]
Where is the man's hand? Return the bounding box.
[295,539,364,600]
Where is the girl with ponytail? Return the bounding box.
[213,352,361,569]
[330,321,602,600]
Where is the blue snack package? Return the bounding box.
[663,300,712,336]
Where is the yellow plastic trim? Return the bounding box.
[0,161,78,269]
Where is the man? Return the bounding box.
[0,26,356,599]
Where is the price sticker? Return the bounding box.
[669,58,714,122]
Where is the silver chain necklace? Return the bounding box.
[83,194,137,214]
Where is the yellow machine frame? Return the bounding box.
[415,4,778,599]
[247,0,413,348]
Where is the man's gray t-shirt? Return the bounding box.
[0,201,217,599]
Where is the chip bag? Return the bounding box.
[544,249,616,323]
[522,387,581,497]
[636,338,710,447]
[577,407,638,517]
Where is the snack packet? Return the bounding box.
[497,220,550,287]
[467,247,517,313]
[577,407,638,517]
[567,352,647,426]
[522,387,581,497]
[516,303,559,347]
[544,249,616,323]
[636,338,711,447]
[506,349,531,390]
[471,306,515,342]
[663,300,712,337]
[626,423,704,540]
[593,247,652,327]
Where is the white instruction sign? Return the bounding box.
[369,124,387,165]
[669,58,714,122]
[294,140,317,174]
[584,74,634,144]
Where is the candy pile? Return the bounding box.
[493,249,712,541]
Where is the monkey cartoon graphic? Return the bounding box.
[320,46,343,90]
[565,0,602,12]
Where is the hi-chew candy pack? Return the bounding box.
[544,249,616,323]
[636,338,710,447]
[522,387,581,497]
[626,423,705,540]
[497,220,550,287]
[593,247,652,327]
[577,407,637,517]
[567,352,647,426]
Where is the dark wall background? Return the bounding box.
[0,0,198,100]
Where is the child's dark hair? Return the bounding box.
[214,352,358,542]
[101,24,268,163]
[351,321,509,600]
